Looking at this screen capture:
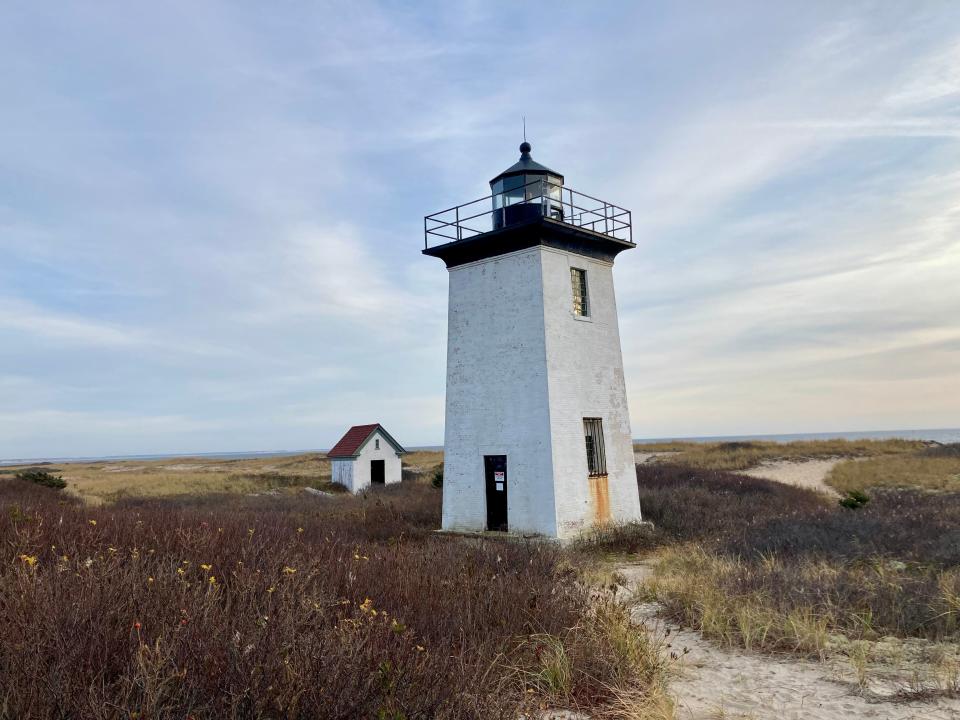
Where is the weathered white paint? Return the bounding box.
[331,458,354,489]
[540,248,642,535]
[441,245,642,539]
[330,429,403,493]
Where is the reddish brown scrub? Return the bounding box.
[0,478,662,719]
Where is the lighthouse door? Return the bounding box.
[484,455,508,532]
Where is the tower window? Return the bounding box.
[583,418,606,476]
[570,268,589,317]
[375,438,380,450]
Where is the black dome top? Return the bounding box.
[490,142,564,186]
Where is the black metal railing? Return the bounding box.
[424,179,632,248]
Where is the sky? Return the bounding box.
[1,2,959,459]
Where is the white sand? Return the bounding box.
[617,564,960,719]
[741,457,844,496]
[635,451,853,496]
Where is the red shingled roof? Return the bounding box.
[327,423,405,458]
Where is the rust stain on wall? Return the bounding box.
[588,474,611,525]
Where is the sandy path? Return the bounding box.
[634,452,843,496]
[740,458,843,496]
[617,564,960,720]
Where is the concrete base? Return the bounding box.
[432,528,553,543]
[433,521,657,545]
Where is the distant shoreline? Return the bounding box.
[2,428,957,467]
[634,427,959,446]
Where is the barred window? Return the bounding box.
[570,267,589,317]
[583,418,607,476]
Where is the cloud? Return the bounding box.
[0,299,146,347]
[1,2,958,455]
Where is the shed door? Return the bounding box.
[371,459,385,485]
[484,455,508,532]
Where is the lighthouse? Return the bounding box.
[423,141,642,539]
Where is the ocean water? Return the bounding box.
[2,431,957,467]
[634,428,960,445]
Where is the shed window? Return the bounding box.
[375,438,380,450]
[571,268,589,317]
[583,418,606,476]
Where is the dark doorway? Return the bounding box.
[484,455,508,532]
[370,460,385,485]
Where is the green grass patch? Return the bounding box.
[828,455,960,493]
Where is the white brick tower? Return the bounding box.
[423,142,642,539]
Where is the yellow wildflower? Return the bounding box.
[208,576,217,585]
[18,554,38,567]
[200,564,212,571]
[108,547,117,553]
[296,527,304,534]
[88,520,97,526]
[177,568,186,576]
[359,597,373,614]
[147,577,154,584]
[282,567,296,575]
[416,645,425,652]
[61,555,69,562]
[247,528,255,535]
[267,586,275,593]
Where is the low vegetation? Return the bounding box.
[14,469,67,490]
[6,437,953,713]
[1,450,445,505]
[634,438,924,470]
[827,450,960,493]
[583,464,960,659]
[0,468,670,719]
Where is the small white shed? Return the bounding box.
[327,423,406,493]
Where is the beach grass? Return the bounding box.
[827,452,960,493]
[0,450,445,504]
[581,463,960,658]
[633,438,925,471]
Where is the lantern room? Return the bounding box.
[490,141,565,229]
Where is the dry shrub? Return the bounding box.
[0,478,668,719]
[644,547,960,655]
[630,464,960,649]
[923,443,960,458]
[521,598,675,719]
